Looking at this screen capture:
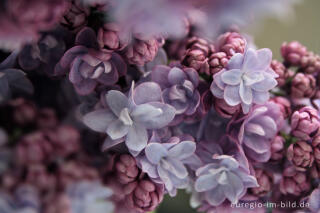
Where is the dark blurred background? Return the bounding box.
[157,0,320,212]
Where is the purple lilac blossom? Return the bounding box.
[54,27,127,95]
[83,82,176,156]
[194,155,258,206]
[151,65,200,121]
[236,101,284,162]
[210,48,278,114]
[137,140,197,196]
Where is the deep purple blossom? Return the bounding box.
[83,82,176,156]
[210,48,278,113]
[55,27,127,95]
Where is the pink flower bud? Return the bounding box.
[182,37,214,74]
[281,41,307,66]
[98,23,129,51]
[216,31,246,57]
[270,60,292,87]
[61,0,89,32]
[291,106,320,140]
[270,135,285,161]
[270,97,292,119]
[125,179,164,213]
[16,131,54,165]
[301,52,320,74]
[36,108,58,129]
[10,98,37,125]
[312,135,320,164]
[291,73,316,98]
[250,168,273,197]
[280,166,310,196]
[287,141,314,171]
[115,154,140,184]
[124,36,160,66]
[208,51,229,75]
[46,125,80,158]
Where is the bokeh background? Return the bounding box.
[158,0,320,212]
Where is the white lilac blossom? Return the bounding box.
[210,48,278,113]
[137,140,197,196]
[237,101,283,162]
[83,82,176,156]
[66,181,114,213]
[194,155,258,206]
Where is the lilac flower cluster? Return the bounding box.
[0,0,320,213]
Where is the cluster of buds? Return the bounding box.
[280,166,311,196]
[208,31,246,75]
[9,98,58,128]
[123,35,161,66]
[181,31,246,76]
[280,41,320,98]
[181,36,214,75]
[105,154,164,213]
[250,168,273,197]
[286,107,320,171]
[15,125,80,165]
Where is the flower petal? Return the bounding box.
[195,174,217,192]
[145,143,168,164]
[125,123,148,153]
[132,82,162,105]
[106,119,129,140]
[205,185,225,206]
[227,53,244,69]
[106,90,129,116]
[221,69,243,85]
[251,77,277,92]
[168,141,196,160]
[158,165,173,191]
[135,102,175,129]
[168,67,187,85]
[224,85,241,106]
[83,109,116,133]
[166,158,188,179]
[239,82,252,105]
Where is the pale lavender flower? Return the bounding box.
[210,48,278,113]
[237,101,283,162]
[83,82,176,156]
[137,140,196,196]
[151,65,200,118]
[54,27,127,95]
[66,181,114,213]
[194,155,258,206]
